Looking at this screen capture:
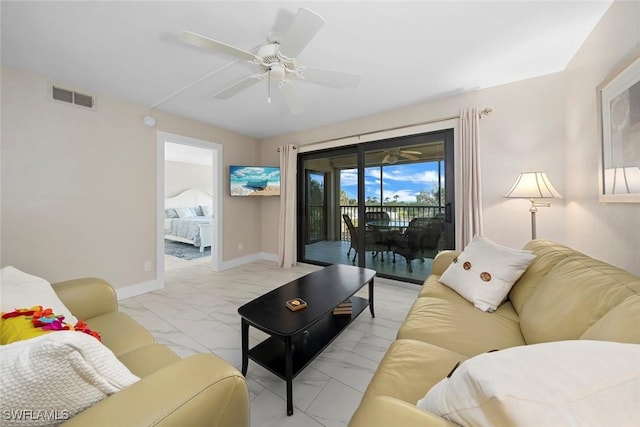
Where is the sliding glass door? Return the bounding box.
[298,129,454,283]
[298,146,359,266]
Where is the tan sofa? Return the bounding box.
[51,277,250,427]
[349,239,640,426]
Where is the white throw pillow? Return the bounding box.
[1,266,78,325]
[0,331,139,426]
[438,236,535,311]
[417,340,640,427]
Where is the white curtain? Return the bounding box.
[278,144,297,268]
[458,108,484,248]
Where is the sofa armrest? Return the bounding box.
[349,396,456,427]
[51,278,118,321]
[431,250,461,275]
[62,353,250,427]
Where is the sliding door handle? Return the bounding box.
[445,203,452,223]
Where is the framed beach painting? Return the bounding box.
[229,166,281,197]
[597,51,640,203]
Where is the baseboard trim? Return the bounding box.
[260,252,278,262]
[117,253,279,299]
[221,252,278,270]
[116,279,163,300]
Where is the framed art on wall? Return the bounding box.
[597,51,640,203]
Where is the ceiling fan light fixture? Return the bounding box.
[269,64,286,80]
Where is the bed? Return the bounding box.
[164,189,213,252]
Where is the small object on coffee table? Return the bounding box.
[286,298,307,311]
[332,299,353,316]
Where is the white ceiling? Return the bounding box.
[1,1,613,139]
[165,141,213,166]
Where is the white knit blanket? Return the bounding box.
[0,331,139,426]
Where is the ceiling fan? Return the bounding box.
[178,7,361,115]
[382,149,422,164]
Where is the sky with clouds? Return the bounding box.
[340,161,444,203]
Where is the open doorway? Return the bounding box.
[156,132,223,285]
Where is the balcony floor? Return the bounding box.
[303,240,433,283]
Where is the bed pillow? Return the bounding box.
[174,207,197,218]
[417,340,640,427]
[1,266,78,325]
[438,236,535,312]
[0,331,139,425]
[198,205,212,217]
[164,208,178,218]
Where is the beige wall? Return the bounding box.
[164,161,212,197]
[563,0,640,276]
[260,72,567,256]
[1,67,260,289]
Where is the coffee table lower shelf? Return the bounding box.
[248,296,368,381]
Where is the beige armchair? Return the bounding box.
[52,277,250,427]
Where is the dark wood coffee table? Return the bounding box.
[237,264,376,415]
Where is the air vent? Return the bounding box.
[52,86,73,103]
[49,84,96,111]
[73,92,94,108]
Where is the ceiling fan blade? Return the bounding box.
[297,67,361,88]
[401,153,420,161]
[278,8,325,58]
[382,153,392,164]
[269,8,295,43]
[215,74,265,100]
[278,80,304,115]
[401,150,422,155]
[179,31,257,62]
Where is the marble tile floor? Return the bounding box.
[119,255,420,427]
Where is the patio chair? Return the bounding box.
[364,211,390,224]
[391,217,443,272]
[413,216,444,255]
[342,214,388,264]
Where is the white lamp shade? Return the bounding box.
[604,167,640,194]
[505,172,563,199]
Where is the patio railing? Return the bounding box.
[305,205,444,242]
[339,205,443,240]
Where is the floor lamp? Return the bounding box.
[504,172,562,240]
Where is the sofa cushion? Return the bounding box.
[85,312,155,357]
[360,339,467,405]
[0,331,139,425]
[117,344,181,378]
[1,266,78,325]
[508,240,591,315]
[397,297,525,356]
[439,236,535,312]
[419,275,471,304]
[581,295,640,344]
[417,340,640,427]
[519,257,640,344]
